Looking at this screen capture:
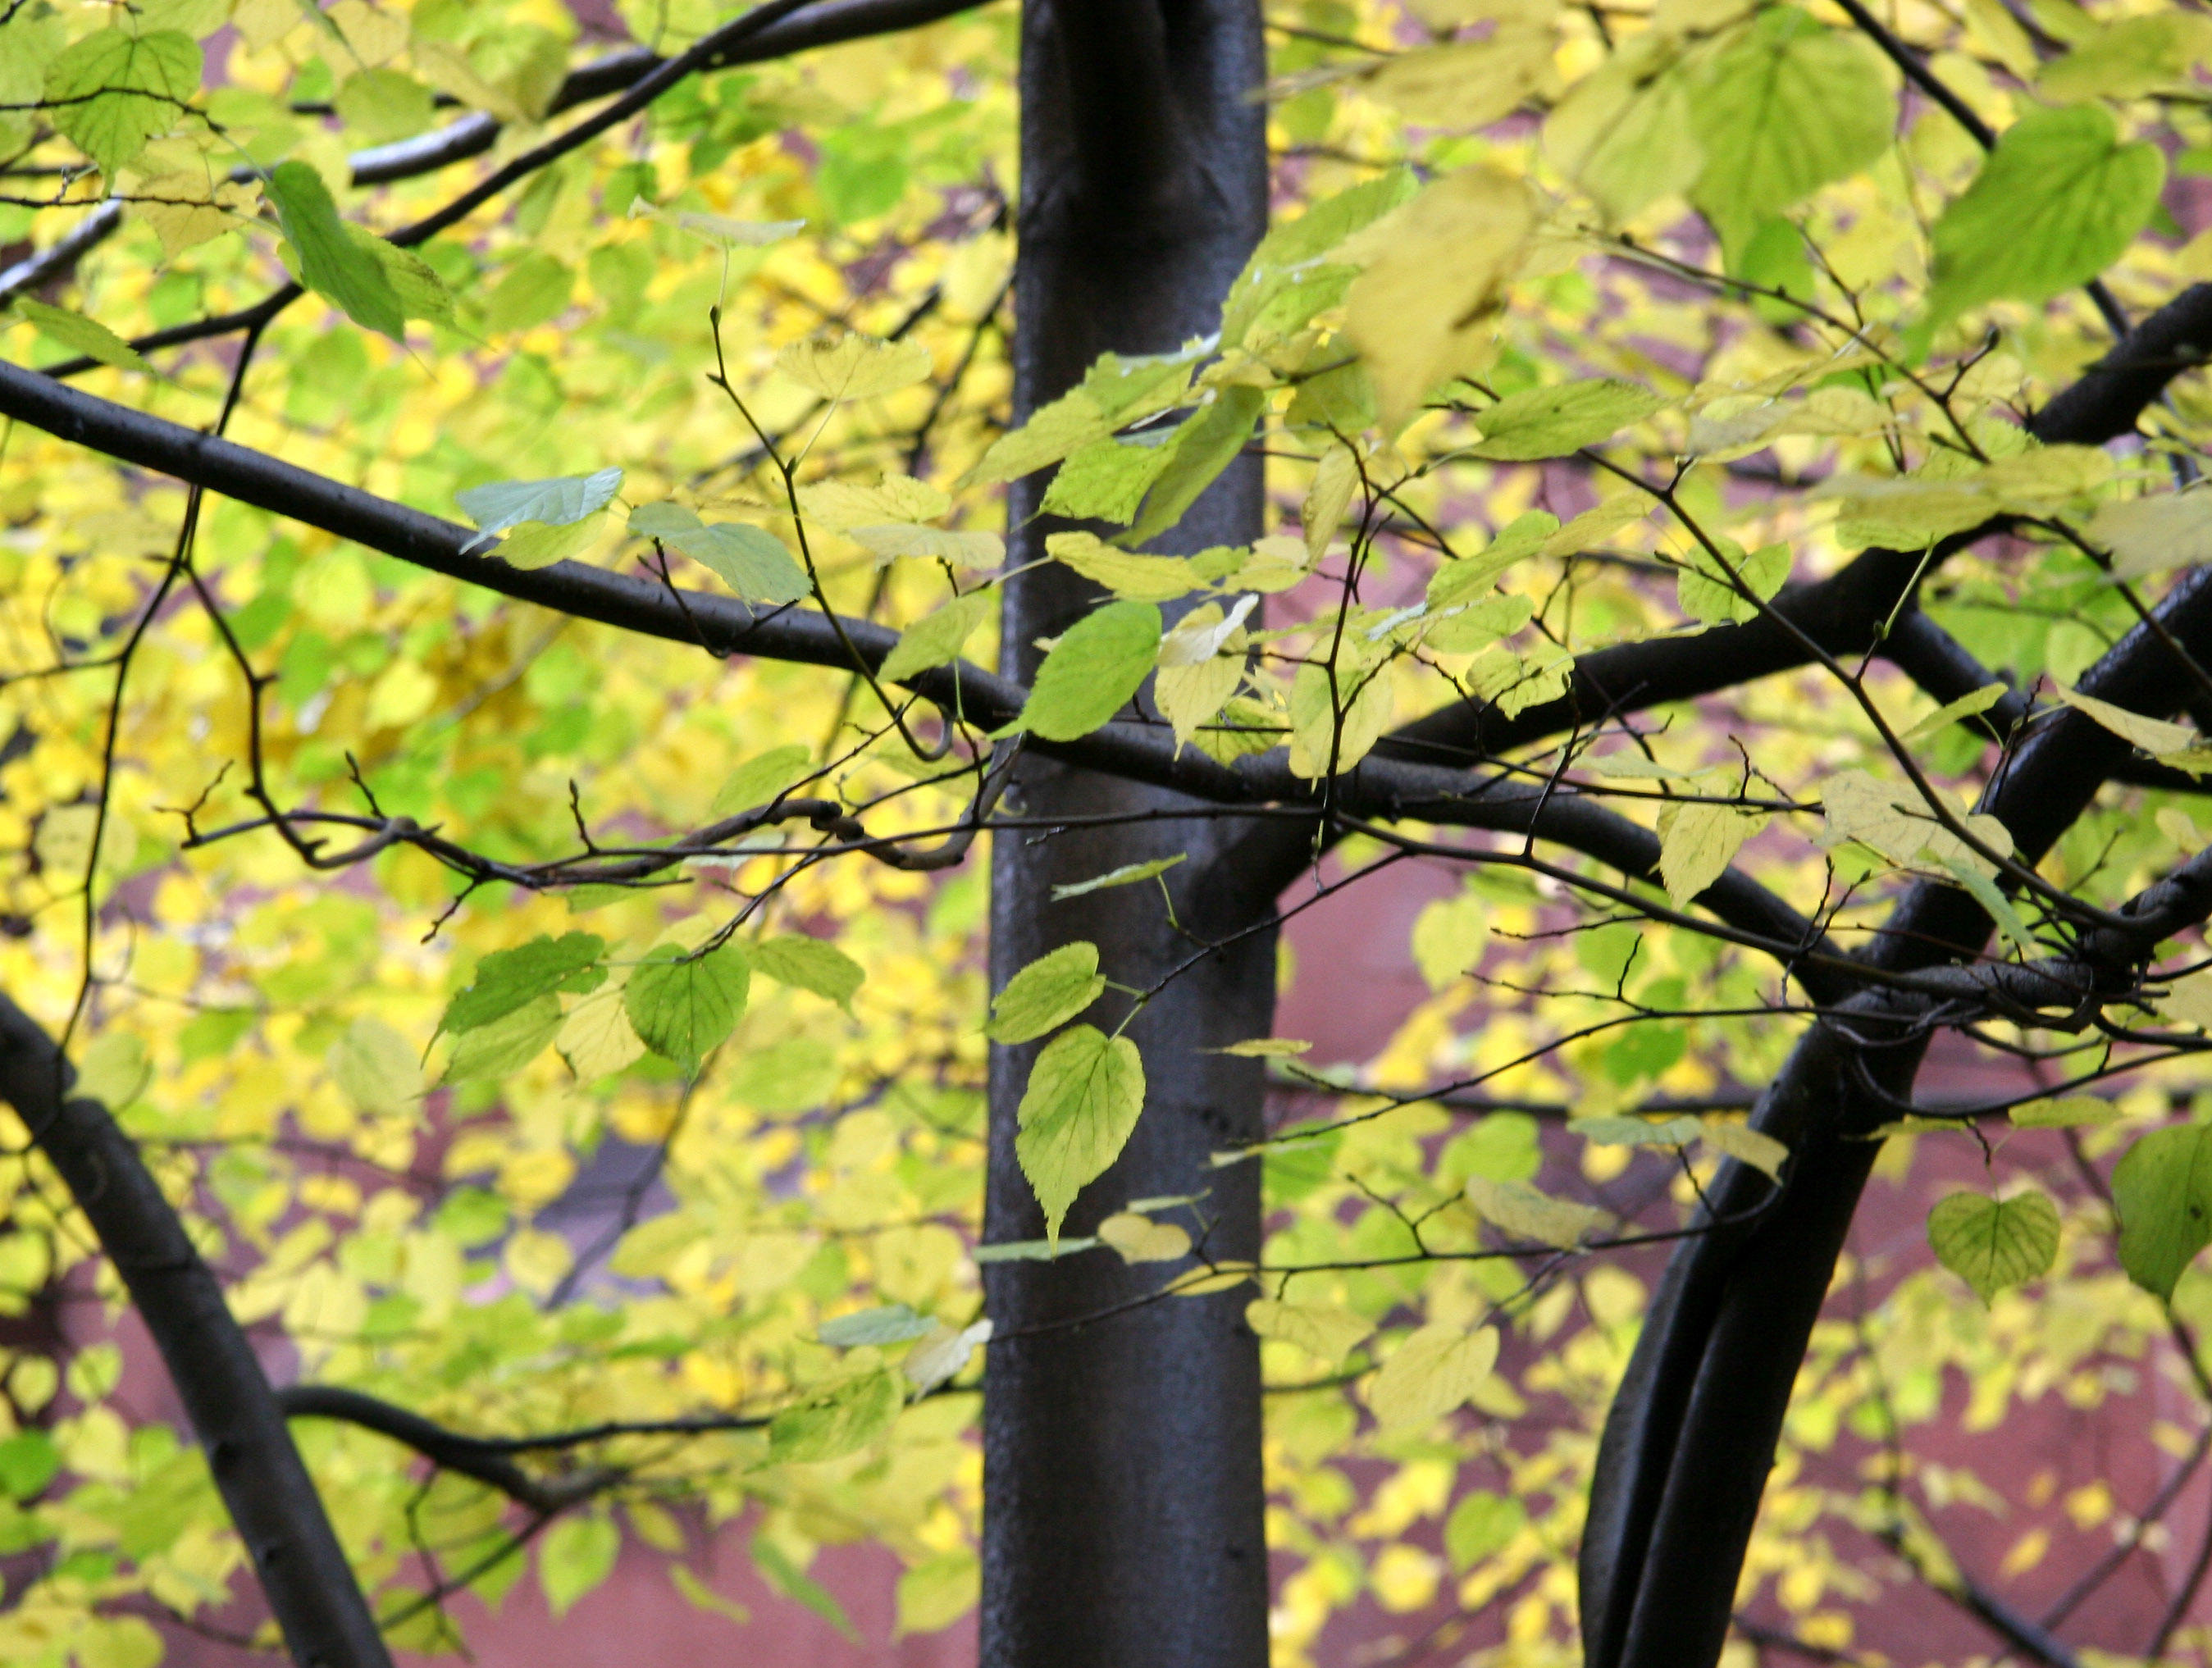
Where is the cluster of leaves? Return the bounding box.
[8,0,2212,1664]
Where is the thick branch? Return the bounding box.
[0,998,390,1668]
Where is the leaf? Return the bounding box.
[624,941,750,1073]
[800,474,949,531]
[2087,491,2212,581]
[1245,1297,1371,1365]
[328,1015,419,1115]
[1658,801,1764,907]
[1043,436,1175,526]
[896,1550,979,1638]
[2013,1096,2119,1129]
[768,1369,901,1462]
[1817,769,2014,877]
[1124,385,1267,546]
[846,524,1004,568]
[1927,1189,2061,1304]
[1051,854,1186,900]
[1445,1491,1527,1570]
[1287,659,1395,778]
[1545,34,1703,225]
[1569,1114,1703,1149]
[987,942,1106,1044]
[540,1515,619,1617]
[755,936,864,1010]
[1010,599,1163,741]
[1366,1323,1499,1428]
[1700,1118,1789,1181]
[265,161,407,339]
[1904,683,2009,742]
[1411,889,1488,993]
[1426,512,1558,611]
[1928,105,2165,326]
[45,28,201,178]
[2114,1123,2212,1300]
[2161,970,2212,1030]
[1304,444,1360,562]
[1676,540,1790,626]
[1047,531,1202,603]
[904,1318,992,1393]
[880,590,992,683]
[1208,1037,1312,1057]
[557,982,645,1082]
[1464,1174,1608,1247]
[440,932,606,1034]
[1344,165,1540,427]
[970,1237,1100,1262]
[441,994,563,1082]
[1687,7,1895,250]
[1361,26,1553,128]
[711,745,814,817]
[819,1303,937,1347]
[2055,685,2196,756]
[0,1429,59,1500]
[462,469,623,547]
[495,513,602,571]
[1467,379,1666,462]
[775,331,933,401]
[74,1032,149,1110]
[670,1565,750,1626]
[751,1533,857,1639]
[1096,1211,1192,1263]
[670,522,813,605]
[629,195,805,248]
[2038,13,2212,103]
[11,300,153,375]
[1015,1025,1147,1240]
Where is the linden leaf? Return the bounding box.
[1009,600,1162,741]
[879,590,992,683]
[624,941,750,1073]
[462,469,623,548]
[754,936,864,1011]
[1464,1175,1607,1248]
[1096,1211,1192,1264]
[328,1015,420,1116]
[1366,1323,1500,1428]
[2113,1123,2212,1301]
[1658,801,1765,908]
[1927,1189,2061,1304]
[1049,854,1187,900]
[11,300,153,375]
[265,161,406,339]
[711,745,814,818]
[1699,1118,1789,1180]
[775,331,933,401]
[2055,685,2196,756]
[987,942,1106,1044]
[1245,1297,1372,1365]
[440,933,606,1035]
[818,1304,936,1347]
[1466,379,1666,462]
[46,28,201,178]
[1411,888,1488,993]
[1015,1025,1146,1240]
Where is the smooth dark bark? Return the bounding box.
[979,2,1272,1665]
[1583,563,2212,1668]
[0,999,390,1668]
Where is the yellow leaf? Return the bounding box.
[1246,1296,1371,1364]
[1288,659,1394,777]
[1464,1175,1607,1247]
[1304,443,1358,562]
[1096,1211,1192,1263]
[1366,1323,1499,1427]
[775,331,933,402]
[1361,29,1554,129]
[366,658,440,728]
[1699,1118,1788,1180]
[559,980,645,1080]
[329,1015,420,1116]
[1658,801,1764,908]
[2055,684,2197,756]
[1047,531,1202,602]
[1410,889,1488,992]
[1344,166,1539,428]
[799,474,950,531]
[2088,491,2212,581]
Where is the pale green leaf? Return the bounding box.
[754,935,864,1010]
[1411,888,1488,992]
[12,300,153,374]
[2087,490,2212,582]
[540,1515,619,1618]
[440,932,605,1034]
[880,590,992,683]
[1464,1174,1607,1247]
[1927,1189,2061,1303]
[1658,801,1763,908]
[1043,436,1175,526]
[1047,531,1202,603]
[1699,1118,1789,1180]
[1050,854,1186,900]
[818,1303,936,1347]
[711,744,814,817]
[462,469,623,546]
[45,29,201,178]
[1245,1297,1372,1365]
[1366,1323,1499,1428]
[1904,682,2009,741]
[987,942,1106,1044]
[1467,379,1666,462]
[1010,599,1162,741]
[328,1015,420,1116]
[1015,1025,1147,1240]
[775,331,933,401]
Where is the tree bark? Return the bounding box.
[980,3,1273,1666]
[0,998,390,1668]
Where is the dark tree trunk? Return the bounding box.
[980,2,1274,1666]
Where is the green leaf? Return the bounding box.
[775,332,933,402]
[328,1014,421,1115]
[1015,1024,1147,1239]
[459,468,623,547]
[2038,13,2212,103]
[768,1369,902,1462]
[711,744,814,817]
[264,160,406,338]
[45,28,201,178]
[879,590,991,683]
[751,1533,858,1639]
[2114,1123,2212,1301]
[636,506,812,605]
[970,1237,1101,1261]
[1466,379,1665,462]
[440,932,606,1034]
[1050,854,1186,901]
[1009,600,1162,741]
[1676,539,1790,626]
[1927,1189,2061,1303]
[0,1431,59,1500]
[73,1032,149,1110]
[623,941,751,1073]
[482,252,572,335]
[1658,801,1763,908]
[1043,435,1175,525]
[1411,888,1488,992]
[441,994,563,1082]
[353,229,454,324]
[540,1514,619,1618]
[987,942,1106,1044]
[818,1303,936,1347]
[1904,682,2009,741]
[754,935,864,1010]
[1688,8,1895,249]
[1445,1490,1526,1570]
[12,300,153,374]
[1124,385,1266,546]
[1928,105,2164,327]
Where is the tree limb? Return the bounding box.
[0,996,391,1668]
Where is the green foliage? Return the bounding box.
[1927,1190,2061,1304]
[2113,1124,2212,1301]
[1009,601,1163,741]
[44,28,200,177]
[624,942,750,1072]
[266,162,408,340]
[1015,1026,1145,1240]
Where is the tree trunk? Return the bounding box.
[980,3,1273,1665]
